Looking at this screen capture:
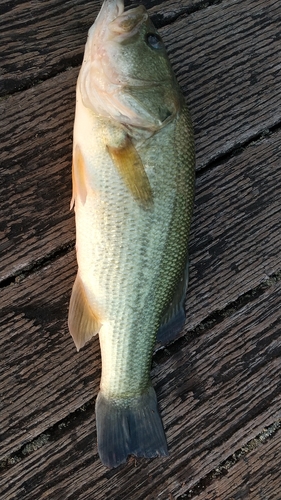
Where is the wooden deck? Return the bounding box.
[1,0,280,498]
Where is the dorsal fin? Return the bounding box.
[157,260,189,344]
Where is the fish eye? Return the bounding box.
[145,32,164,50]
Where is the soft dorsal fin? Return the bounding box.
[68,273,101,351]
[107,136,153,209]
[157,260,189,344]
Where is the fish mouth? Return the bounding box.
[108,5,148,38]
[91,0,148,41]
[89,1,147,34]
[87,0,124,43]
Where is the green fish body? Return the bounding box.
[68,0,195,468]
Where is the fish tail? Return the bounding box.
[95,386,168,468]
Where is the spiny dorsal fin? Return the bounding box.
[107,136,153,209]
[68,273,101,351]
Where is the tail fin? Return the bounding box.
[95,386,168,468]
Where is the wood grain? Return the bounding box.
[0,0,100,96]
[0,280,280,499]
[0,0,199,96]
[1,0,281,281]
[170,0,281,166]
[187,128,281,325]
[0,71,77,281]
[196,429,281,500]
[1,0,281,496]
[0,251,93,458]
[0,127,280,458]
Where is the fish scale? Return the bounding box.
[68,0,195,468]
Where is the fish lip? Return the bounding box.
[87,0,124,43]
[96,0,124,25]
[85,2,149,62]
[91,1,148,43]
[108,5,148,38]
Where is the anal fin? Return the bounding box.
[68,273,101,351]
[157,260,189,344]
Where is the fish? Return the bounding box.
[68,0,195,468]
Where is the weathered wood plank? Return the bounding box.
[1,1,281,494]
[187,128,281,323]
[1,0,281,281]
[0,127,280,458]
[0,0,201,96]
[0,71,77,281]
[0,0,100,96]
[196,429,281,499]
[0,280,280,499]
[0,252,93,458]
[176,0,281,165]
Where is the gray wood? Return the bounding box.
[1,0,281,281]
[0,0,200,96]
[0,71,77,281]
[187,128,281,326]
[0,0,101,96]
[1,127,280,458]
[0,280,280,498]
[196,429,281,499]
[174,0,281,167]
[1,0,281,496]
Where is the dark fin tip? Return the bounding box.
[157,259,189,344]
[157,307,186,344]
[95,386,168,468]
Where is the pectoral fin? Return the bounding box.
[157,260,189,344]
[71,145,87,209]
[107,136,153,209]
[68,273,101,351]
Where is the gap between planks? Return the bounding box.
[0,120,280,290]
[0,279,280,498]
[2,0,281,281]
[191,423,281,500]
[1,270,281,473]
[1,125,281,458]
[0,0,216,97]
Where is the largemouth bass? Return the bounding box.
[68,0,195,468]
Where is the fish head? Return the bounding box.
[79,0,181,131]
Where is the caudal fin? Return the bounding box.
[95,386,168,468]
